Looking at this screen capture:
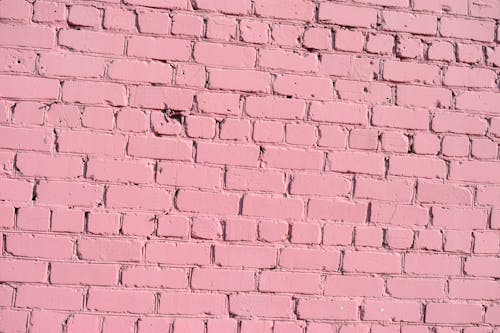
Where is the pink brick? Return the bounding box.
[303,27,332,50]
[297,299,358,320]
[335,29,364,52]
[383,11,437,35]
[194,0,251,14]
[280,247,340,271]
[325,275,384,297]
[147,241,210,265]
[104,7,136,31]
[16,285,84,311]
[240,20,269,44]
[387,278,445,298]
[425,303,483,324]
[226,168,285,192]
[274,74,333,99]
[319,3,377,28]
[68,5,100,27]
[122,266,187,288]
[192,268,255,291]
[172,13,204,37]
[440,17,495,42]
[254,0,315,21]
[137,11,170,34]
[230,294,293,318]
[215,244,276,268]
[78,238,142,262]
[128,36,191,61]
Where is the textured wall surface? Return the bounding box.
[0,0,500,332]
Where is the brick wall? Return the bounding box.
[0,0,499,332]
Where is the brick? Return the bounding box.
[329,151,385,176]
[320,54,379,80]
[137,11,170,34]
[384,61,440,84]
[417,181,472,205]
[246,96,306,120]
[194,0,251,14]
[258,220,289,243]
[177,190,239,215]
[240,20,269,44]
[254,0,315,21]
[226,168,285,192]
[192,268,255,291]
[325,275,384,297]
[450,160,500,183]
[425,303,483,324]
[108,59,172,84]
[363,300,422,322]
[260,49,318,72]
[16,285,84,311]
[104,7,136,31]
[0,259,47,283]
[366,33,394,55]
[128,136,192,160]
[78,238,142,262]
[310,101,368,125]
[440,17,495,42]
[122,266,187,288]
[33,1,66,23]
[432,112,488,135]
[349,128,378,150]
[253,120,283,143]
[290,222,321,244]
[319,3,377,28]
[209,68,271,93]
[146,241,210,265]
[387,278,445,298]
[157,215,189,238]
[215,244,276,268]
[464,256,500,278]
[397,85,451,108]
[63,80,126,106]
[383,11,437,35]
[371,203,428,226]
[471,139,498,159]
[308,199,367,222]
[59,29,123,55]
[456,91,500,115]
[171,13,204,36]
[413,0,467,14]
[185,116,216,139]
[274,74,333,99]
[0,23,55,48]
[128,36,191,61]
[230,294,293,318]
[335,29,364,52]
[0,48,36,73]
[381,131,409,152]
[68,5,101,27]
[17,153,83,179]
[58,130,126,157]
[442,136,469,157]
[51,262,118,286]
[206,16,237,41]
[444,66,497,88]
[286,123,316,145]
[449,279,500,300]
[303,27,332,50]
[390,155,446,178]
[279,248,340,271]
[158,162,221,189]
[343,251,401,274]
[0,0,31,21]
[297,299,358,320]
[195,42,256,68]
[457,43,483,64]
[16,207,50,231]
[428,41,455,62]
[405,253,461,275]
[290,173,351,197]
[39,53,105,78]
[318,125,348,148]
[0,74,59,100]
[259,271,321,294]
[88,288,154,313]
[263,147,324,170]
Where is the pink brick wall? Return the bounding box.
[0,0,499,332]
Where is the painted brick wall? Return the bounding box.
[0,0,499,332]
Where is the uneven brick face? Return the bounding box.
[0,0,498,330]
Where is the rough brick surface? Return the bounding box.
[0,0,499,331]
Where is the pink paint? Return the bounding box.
[0,0,499,331]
